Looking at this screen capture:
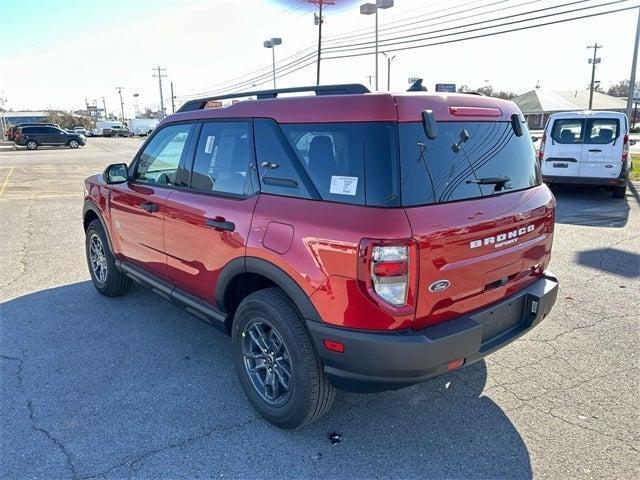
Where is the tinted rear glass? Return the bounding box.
[551,119,583,144]
[399,122,540,206]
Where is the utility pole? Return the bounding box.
[116,87,125,124]
[365,75,374,86]
[626,8,640,124]
[170,82,176,114]
[152,65,167,116]
[587,42,603,110]
[310,0,334,85]
[101,97,107,119]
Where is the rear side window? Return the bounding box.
[585,118,619,144]
[399,121,540,206]
[190,121,258,196]
[281,122,399,207]
[551,119,583,144]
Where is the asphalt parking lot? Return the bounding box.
[0,137,638,479]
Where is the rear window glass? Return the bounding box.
[281,122,399,207]
[551,119,583,144]
[585,118,619,144]
[399,121,540,206]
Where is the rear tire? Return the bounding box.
[26,140,38,150]
[85,220,132,297]
[613,185,626,199]
[232,288,335,429]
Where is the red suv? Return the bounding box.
[83,84,558,428]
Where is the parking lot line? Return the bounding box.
[0,167,15,197]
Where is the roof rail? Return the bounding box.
[177,84,371,112]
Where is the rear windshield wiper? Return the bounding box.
[467,175,512,191]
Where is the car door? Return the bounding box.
[579,117,622,179]
[50,127,68,145]
[33,126,53,145]
[109,122,195,280]
[163,120,259,303]
[541,118,583,178]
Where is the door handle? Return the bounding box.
[588,149,602,152]
[140,202,159,213]
[207,217,235,232]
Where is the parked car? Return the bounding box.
[71,125,89,136]
[539,111,631,198]
[83,84,559,429]
[102,125,132,137]
[15,125,85,150]
[6,123,61,141]
[94,120,126,136]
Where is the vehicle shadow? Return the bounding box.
[0,282,531,479]
[550,184,630,228]
[575,247,640,278]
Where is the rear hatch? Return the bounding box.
[398,119,555,330]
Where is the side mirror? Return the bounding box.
[630,139,637,146]
[104,163,129,184]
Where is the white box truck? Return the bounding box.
[128,119,159,136]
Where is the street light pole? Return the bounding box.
[263,37,282,88]
[382,52,396,91]
[360,1,394,91]
[626,8,640,123]
[116,87,125,124]
[587,42,603,110]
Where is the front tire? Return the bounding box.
[112,132,119,138]
[232,288,335,429]
[85,220,132,297]
[68,139,80,149]
[26,140,38,150]
[613,185,626,198]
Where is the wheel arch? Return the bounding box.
[83,200,115,254]
[216,257,323,333]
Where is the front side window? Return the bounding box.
[190,121,258,196]
[585,118,619,144]
[551,119,583,144]
[399,121,540,206]
[135,123,192,186]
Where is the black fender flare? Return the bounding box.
[83,200,115,254]
[215,256,323,324]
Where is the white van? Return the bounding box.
[539,111,631,198]
[94,121,126,136]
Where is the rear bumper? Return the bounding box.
[307,272,559,392]
[543,175,627,186]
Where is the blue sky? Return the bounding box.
[1,0,638,116]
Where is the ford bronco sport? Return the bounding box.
[83,84,559,429]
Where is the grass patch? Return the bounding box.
[631,153,640,181]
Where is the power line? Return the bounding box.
[322,1,638,59]
[323,0,618,53]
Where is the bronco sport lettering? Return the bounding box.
[470,224,536,249]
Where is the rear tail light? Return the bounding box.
[358,239,417,313]
[622,133,629,161]
[537,132,546,161]
[371,245,409,306]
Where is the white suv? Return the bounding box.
[539,111,631,198]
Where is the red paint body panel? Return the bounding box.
[164,190,257,304]
[109,183,172,280]
[406,185,555,329]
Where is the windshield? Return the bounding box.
[399,121,541,206]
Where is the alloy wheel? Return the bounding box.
[241,319,293,406]
[89,233,108,284]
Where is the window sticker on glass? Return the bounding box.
[330,176,358,195]
[204,135,215,154]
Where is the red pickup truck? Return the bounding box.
[83,84,558,428]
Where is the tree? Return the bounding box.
[475,85,518,100]
[44,111,93,129]
[607,80,640,97]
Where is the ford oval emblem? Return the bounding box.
[429,280,451,293]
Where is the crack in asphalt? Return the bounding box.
[0,202,35,292]
[1,354,80,479]
[83,418,258,480]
